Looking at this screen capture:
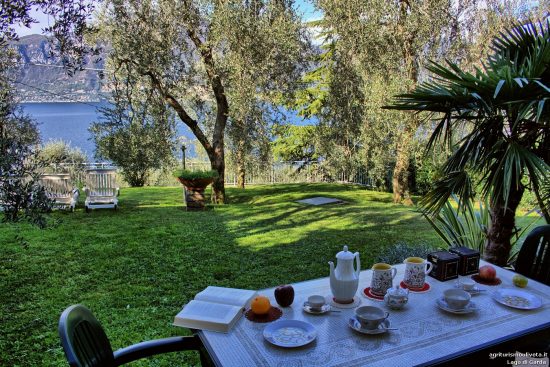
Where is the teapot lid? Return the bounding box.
[387,285,407,296]
[336,245,355,260]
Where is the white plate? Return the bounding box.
[436,298,478,314]
[263,320,317,348]
[493,288,542,310]
[348,317,391,335]
[303,302,332,314]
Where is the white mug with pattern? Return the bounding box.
[403,257,433,289]
[370,263,397,296]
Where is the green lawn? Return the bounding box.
[0,183,539,366]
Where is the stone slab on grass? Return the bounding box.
[296,197,345,206]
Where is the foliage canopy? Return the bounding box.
[387,20,550,264]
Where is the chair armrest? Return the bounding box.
[113,335,203,365]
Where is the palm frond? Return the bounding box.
[388,19,550,253]
[419,170,475,214]
[481,142,549,208]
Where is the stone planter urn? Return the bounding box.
[176,177,215,211]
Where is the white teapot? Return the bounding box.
[329,245,360,303]
[384,285,409,310]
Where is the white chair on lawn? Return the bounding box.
[39,174,79,211]
[83,169,119,212]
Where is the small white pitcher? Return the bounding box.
[403,257,433,288]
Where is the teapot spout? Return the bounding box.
[328,261,335,280]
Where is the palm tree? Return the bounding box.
[386,20,550,266]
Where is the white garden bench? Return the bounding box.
[39,174,80,211]
[83,169,119,212]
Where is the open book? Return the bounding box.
[174,286,256,333]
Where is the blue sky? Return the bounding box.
[295,0,323,21]
[14,1,322,36]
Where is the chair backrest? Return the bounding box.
[515,225,550,285]
[39,174,73,198]
[58,305,116,367]
[85,169,118,197]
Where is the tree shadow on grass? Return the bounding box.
[226,183,366,204]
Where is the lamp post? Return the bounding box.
[181,145,186,170]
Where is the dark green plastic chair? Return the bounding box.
[58,304,210,367]
[515,225,550,286]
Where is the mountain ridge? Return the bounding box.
[12,34,108,103]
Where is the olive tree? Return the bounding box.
[96,0,308,202]
[1,0,102,225]
[91,86,178,187]
[0,48,52,226]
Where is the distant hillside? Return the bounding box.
[12,34,108,103]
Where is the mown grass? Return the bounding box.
[0,183,541,366]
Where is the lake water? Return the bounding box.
[21,102,314,159]
[21,102,103,158]
[21,102,196,159]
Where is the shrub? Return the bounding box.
[38,140,88,185]
[39,140,88,166]
[376,242,437,265]
[422,195,539,264]
[173,169,219,180]
[1,115,53,227]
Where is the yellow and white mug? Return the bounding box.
[403,257,433,288]
[370,263,397,296]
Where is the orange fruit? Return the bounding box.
[251,295,271,315]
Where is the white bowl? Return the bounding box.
[355,306,389,329]
[444,289,471,310]
[307,295,326,309]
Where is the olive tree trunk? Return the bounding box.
[235,137,246,189]
[145,28,229,204]
[392,117,417,206]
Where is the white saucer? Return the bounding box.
[328,295,361,309]
[348,317,391,334]
[303,302,332,314]
[436,298,478,314]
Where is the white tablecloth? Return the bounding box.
[199,261,550,367]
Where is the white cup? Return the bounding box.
[355,306,389,330]
[307,295,326,310]
[461,279,476,291]
[444,289,471,310]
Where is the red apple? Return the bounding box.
[274,285,294,307]
[479,265,497,280]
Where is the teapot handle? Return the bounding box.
[354,252,361,277]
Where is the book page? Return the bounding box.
[180,300,238,322]
[194,286,256,307]
[174,300,243,333]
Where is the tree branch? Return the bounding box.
[186,27,229,136]
[143,70,213,154]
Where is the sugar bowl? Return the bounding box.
[384,285,409,310]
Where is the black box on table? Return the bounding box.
[449,246,480,276]
[427,251,460,281]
